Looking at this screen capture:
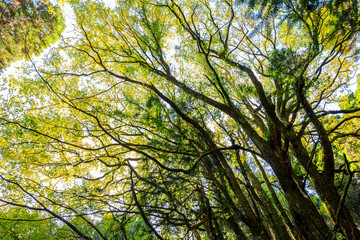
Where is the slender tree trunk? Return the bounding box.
[208,153,271,239]
[193,229,202,240]
[252,154,299,240]
[201,158,270,239]
[236,152,292,240]
[225,213,247,239]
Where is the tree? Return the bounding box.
[0,0,64,70]
[0,0,359,239]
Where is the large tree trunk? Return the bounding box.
[289,136,360,239]
[311,174,360,239]
[265,146,331,240]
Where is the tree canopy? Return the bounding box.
[0,0,360,239]
[0,0,64,70]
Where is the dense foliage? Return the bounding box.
[0,0,64,70]
[0,0,359,239]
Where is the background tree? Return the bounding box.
[0,0,64,70]
[0,0,359,239]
